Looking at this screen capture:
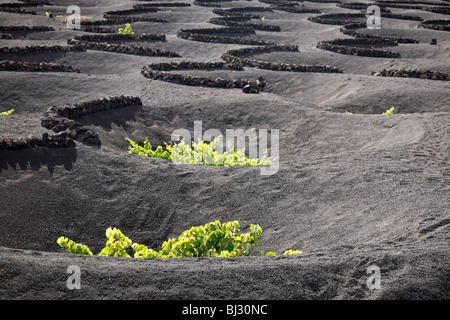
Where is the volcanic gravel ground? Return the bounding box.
[0,0,449,300]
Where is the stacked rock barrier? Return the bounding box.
[0,26,54,32]
[0,7,36,14]
[341,2,423,19]
[208,17,281,31]
[67,37,179,57]
[212,15,251,21]
[0,135,74,151]
[340,24,419,43]
[301,0,340,2]
[270,5,321,14]
[193,1,222,7]
[316,38,401,58]
[101,15,168,24]
[212,9,262,19]
[374,69,449,80]
[261,0,339,3]
[308,13,405,58]
[193,0,234,5]
[1,96,141,151]
[0,34,13,39]
[383,13,423,20]
[0,60,80,73]
[80,26,114,33]
[338,2,423,19]
[14,0,51,4]
[375,0,449,6]
[337,2,392,12]
[103,8,158,18]
[141,61,265,93]
[192,0,233,2]
[0,26,55,39]
[72,33,166,43]
[0,3,43,8]
[218,6,274,13]
[40,96,142,146]
[0,44,86,54]
[307,13,366,25]
[419,20,450,31]
[372,3,424,9]
[132,3,191,8]
[421,6,450,14]
[177,27,275,45]
[83,6,168,26]
[372,1,450,14]
[142,61,243,72]
[258,0,303,5]
[222,44,343,73]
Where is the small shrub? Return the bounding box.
[126,137,273,167]
[0,109,14,116]
[134,221,262,258]
[261,251,277,256]
[57,237,93,255]
[283,249,302,255]
[57,221,302,259]
[118,23,134,34]
[260,249,302,256]
[98,227,133,257]
[382,107,395,115]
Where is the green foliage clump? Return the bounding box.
[57,237,93,255]
[261,251,277,256]
[382,107,395,115]
[0,109,14,116]
[98,227,133,257]
[118,23,134,34]
[134,221,262,258]
[260,249,302,256]
[57,221,302,259]
[283,249,302,255]
[126,137,272,167]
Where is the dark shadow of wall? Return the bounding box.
[0,146,77,174]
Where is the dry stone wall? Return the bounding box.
[141,61,265,93]
[67,37,179,57]
[39,96,142,147]
[222,44,343,73]
[419,20,450,31]
[177,27,275,45]
[0,60,80,73]
[1,96,142,151]
[374,69,449,80]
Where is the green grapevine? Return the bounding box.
[97,227,133,257]
[260,250,302,256]
[0,109,15,116]
[283,249,302,255]
[57,237,93,255]
[126,137,273,167]
[57,221,301,259]
[382,107,395,115]
[118,23,134,35]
